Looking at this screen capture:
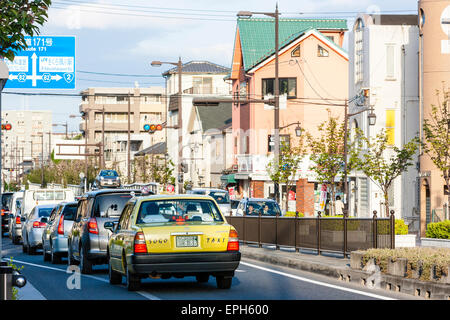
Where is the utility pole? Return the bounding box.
[41,133,44,188]
[84,111,88,191]
[177,57,183,194]
[102,105,105,168]
[273,4,280,204]
[127,94,131,183]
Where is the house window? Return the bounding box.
[386,44,395,79]
[326,36,335,43]
[317,45,329,57]
[268,135,290,153]
[291,45,300,57]
[193,77,213,94]
[386,110,395,145]
[262,78,297,99]
[354,18,364,84]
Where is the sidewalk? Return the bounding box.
[17,281,46,300]
[240,245,350,278]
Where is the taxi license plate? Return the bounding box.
[176,236,198,247]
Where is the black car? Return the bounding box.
[1,192,14,235]
[92,170,121,189]
[67,189,145,274]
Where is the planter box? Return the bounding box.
[420,238,450,248]
[395,234,416,248]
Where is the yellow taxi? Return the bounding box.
[105,194,241,291]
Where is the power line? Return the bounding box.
[76,70,163,78]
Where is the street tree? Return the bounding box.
[353,129,419,218]
[267,137,306,212]
[0,0,52,60]
[306,113,349,215]
[422,86,450,208]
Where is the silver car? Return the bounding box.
[21,204,56,255]
[42,202,77,264]
[186,188,232,216]
[68,189,142,274]
[9,197,23,244]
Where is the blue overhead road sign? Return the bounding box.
[3,36,75,89]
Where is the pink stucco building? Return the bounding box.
[229,18,349,215]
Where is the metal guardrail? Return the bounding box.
[227,210,395,257]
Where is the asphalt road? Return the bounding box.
[1,235,418,301]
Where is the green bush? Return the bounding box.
[285,211,304,217]
[426,220,450,239]
[395,219,408,235]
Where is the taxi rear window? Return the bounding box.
[136,199,224,224]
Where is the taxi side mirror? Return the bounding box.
[237,209,244,216]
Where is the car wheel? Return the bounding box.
[51,246,61,264]
[80,245,93,274]
[196,274,210,283]
[108,255,122,285]
[67,243,78,266]
[28,244,36,255]
[22,242,27,253]
[216,276,232,289]
[43,247,51,262]
[125,263,140,291]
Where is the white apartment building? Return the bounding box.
[162,61,231,190]
[348,14,420,230]
[79,87,166,179]
[1,110,52,185]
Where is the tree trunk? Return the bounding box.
[330,182,336,216]
[285,183,290,214]
[383,190,390,218]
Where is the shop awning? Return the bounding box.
[221,174,236,184]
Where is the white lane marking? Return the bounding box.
[7,258,160,300]
[240,261,396,300]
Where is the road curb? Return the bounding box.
[17,280,46,300]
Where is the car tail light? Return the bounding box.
[1,209,4,216]
[15,216,21,225]
[88,217,98,234]
[33,221,46,228]
[227,229,239,251]
[134,232,147,253]
[57,214,64,235]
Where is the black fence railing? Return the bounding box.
[227,210,395,257]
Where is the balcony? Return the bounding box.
[235,154,273,174]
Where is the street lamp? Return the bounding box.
[342,90,376,216]
[280,121,302,137]
[238,5,281,202]
[151,57,183,193]
[52,122,68,139]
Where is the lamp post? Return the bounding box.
[151,57,183,193]
[70,112,89,192]
[238,5,281,201]
[342,90,376,216]
[52,122,68,140]
[0,60,9,261]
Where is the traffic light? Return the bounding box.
[1,123,12,130]
[143,124,163,134]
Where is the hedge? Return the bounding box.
[361,247,450,281]
[426,220,450,239]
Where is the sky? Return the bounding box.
[2,0,419,133]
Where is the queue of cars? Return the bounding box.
[2,179,286,291]
[2,183,246,290]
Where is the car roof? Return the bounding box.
[35,204,57,209]
[80,189,141,198]
[136,194,216,203]
[190,188,227,192]
[243,198,278,202]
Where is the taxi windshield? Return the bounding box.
[136,199,224,224]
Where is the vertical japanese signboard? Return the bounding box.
[3,36,76,89]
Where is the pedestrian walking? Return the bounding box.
[335,196,344,216]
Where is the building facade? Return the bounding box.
[1,110,52,186]
[79,87,166,180]
[418,0,450,236]
[347,14,420,229]
[229,18,349,215]
[162,61,231,191]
